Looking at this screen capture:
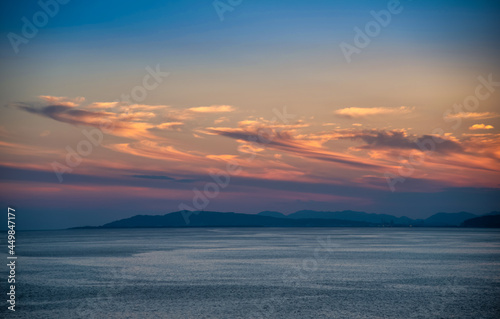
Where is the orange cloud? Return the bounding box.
[214,116,230,124]
[38,95,85,107]
[188,105,235,113]
[106,140,201,163]
[445,112,500,120]
[156,122,184,130]
[327,129,463,154]
[469,124,494,130]
[0,140,58,157]
[125,104,170,111]
[334,106,413,119]
[86,101,121,109]
[11,95,500,192]
[18,98,163,140]
[204,125,387,171]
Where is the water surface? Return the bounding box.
[1,228,499,318]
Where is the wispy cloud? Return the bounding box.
[9,96,500,195]
[163,105,235,122]
[130,175,176,181]
[17,103,158,139]
[156,122,184,130]
[203,123,387,171]
[214,116,230,124]
[86,101,121,109]
[106,140,201,163]
[334,106,414,119]
[331,129,464,154]
[445,112,500,120]
[15,97,177,140]
[38,95,85,107]
[188,105,235,113]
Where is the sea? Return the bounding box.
[1,228,499,318]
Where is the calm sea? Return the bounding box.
[1,228,499,318]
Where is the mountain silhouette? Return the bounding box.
[100,211,371,228]
[423,212,477,226]
[257,211,287,218]
[461,214,500,228]
[72,210,500,229]
[286,210,415,225]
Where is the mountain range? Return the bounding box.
[75,210,500,229]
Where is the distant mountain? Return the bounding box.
[286,210,414,225]
[461,215,500,228]
[282,210,482,227]
[483,211,500,216]
[100,211,371,228]
[423,212,477,227]
[258,211,287,218]
[74,210,500,229]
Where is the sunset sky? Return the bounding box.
[1,0,499,229]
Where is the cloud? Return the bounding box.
[214,116,230,124]
[117,111,157,121]
[156,122,184,130]
[203,123,386,171]
[238,119,309,130]
[334,129,464,154]
[461,133,500,161]
[469,124,495,130]
[131,175,176,181]
[86,101,121,109]
[15,97,179,140]
[106,140,201,162]
[334,106,413,119]
[188,105,235,113]
[20,98,233,135]
[163,105,234,122]
[324,129,500,181]
[445,112,500,120]
[125,104,170,111]
[206,154,239,162]
[0,140,58,156]
[86,103,170,113]
[18,103,103,126]
[40,130,51,137]
[38,95,85,107]
[18,103,158,139]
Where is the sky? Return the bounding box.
[0,0,499,229]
